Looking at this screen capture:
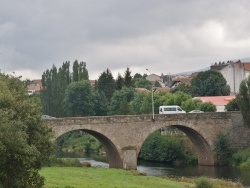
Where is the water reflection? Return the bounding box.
[55,151,250,186]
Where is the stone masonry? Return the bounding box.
[45,112,250,170]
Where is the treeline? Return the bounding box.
[40,60,223,117]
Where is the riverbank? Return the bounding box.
[40,167,243,188]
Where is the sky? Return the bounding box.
[1,0,250,80]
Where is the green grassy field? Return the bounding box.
[40,167,192,188]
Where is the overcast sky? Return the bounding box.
[1,0,250,80]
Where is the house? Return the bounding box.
[27,79,43,95]
[194,96,235,112]
[170,77,192,89]
[146,74,165,87]
[211,60,250,94]
[89,80,96,86]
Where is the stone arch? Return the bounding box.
[54,128,123,169]
[172,125,217,166]
[138,123,217,166]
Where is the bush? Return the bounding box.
[213,132,234,166]
[195,176,214,188]
[46,156,83,167]
[232,147,250,167]
[239,157,250,170]
[139,131,197,165]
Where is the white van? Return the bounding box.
[159,105,186,114]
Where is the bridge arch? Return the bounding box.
[54,128,123,169]
[137,122,217,166]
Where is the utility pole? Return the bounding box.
[146,68,155,120]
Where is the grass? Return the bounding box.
[40,167,192,188]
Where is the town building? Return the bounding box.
[211,60,250,94]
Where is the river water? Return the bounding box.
[56,151,250,186]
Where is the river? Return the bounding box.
[56,151,250,186]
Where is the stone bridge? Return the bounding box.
[45,112,250,170]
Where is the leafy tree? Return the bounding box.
[191,70,230,96]
[96,69,116,101]
[199,102,216,112]
[0,73,52,188]
[108,87,135,115]
[225,98,239,111]
[237,76,250,127]
[92,89,108,116]
[139,92,153,114]
[63,80,94,116]
[181,98,203,112]
[133,73,142,79]
[131,91,147,114]
[171,83,192,95]
[133,78,152,90]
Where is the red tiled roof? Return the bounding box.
[194,96,235,106]
[243,63,250,71]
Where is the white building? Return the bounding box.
[211,61,250,94]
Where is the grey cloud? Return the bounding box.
[0,0,250,79]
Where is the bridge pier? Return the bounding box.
[122,148,138,170]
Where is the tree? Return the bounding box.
[108,87,135,115]
[133,73,142,79]
[79,61,89,80]
[116,73,124,90]
[72,60,79,82]
[124,67,133,87]
[214,132,234,166]
[191,70,230,96]
[225,98,239,111]
[63,80,95,116]
[133,78,152,90]
[0,73,52,187]
[181,98,203,112]
[199,102,216,112]
[92,89,108,116]
[131,91,147,114]
[96,69,116,101]
[171,83,192,95]
[237,76,250,127]
[41,61,89,117]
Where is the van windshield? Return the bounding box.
[177,107,182,111]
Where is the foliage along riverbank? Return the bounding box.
[40,166,244,188]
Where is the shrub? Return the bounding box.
[195,176,214,188]
[213,132,234,166]
[46,156,83,167]
[139,131,197,165]
[232,147,250,167]
[239,157,250,170]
